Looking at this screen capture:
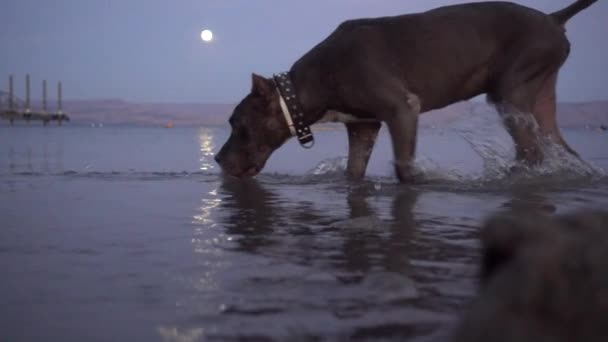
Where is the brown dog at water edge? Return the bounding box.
[215,0,598,182]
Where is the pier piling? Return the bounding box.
[25,74,31,123]
[43,79,49,126]
[58,82,62,114]
[42,79,47,113]
[8,75,14,125]
[1,74,70,125]
[57,82,63,126]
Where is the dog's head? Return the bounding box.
[215,73,291,177]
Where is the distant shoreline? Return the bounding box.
[2,91,607,128]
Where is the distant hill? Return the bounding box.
[419,100,608,128]
[61,99,235,126]
[555,101,608,127]
[56,99,608,128]
[1,90,607,128]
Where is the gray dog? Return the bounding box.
[216,0,597,182]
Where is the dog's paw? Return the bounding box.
[396,171,427,184]
[507,163,532,177]
[410,174,429,185]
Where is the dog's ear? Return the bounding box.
[251,73,273,98]
[479,212,555,285]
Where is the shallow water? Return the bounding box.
[1,122,607,341]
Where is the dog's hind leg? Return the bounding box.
[532,72,579,157]
[490,70,579,168]
[489,37,576,167]
[489,70,550,166]
[494,101,544,166]
[345,121,381,180]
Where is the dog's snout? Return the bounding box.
[214,154,221,164]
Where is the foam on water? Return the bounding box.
[455,107,606,182]
[308,156,348,176]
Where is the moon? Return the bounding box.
[201,30,213,42]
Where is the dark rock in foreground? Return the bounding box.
[455,210,608,342]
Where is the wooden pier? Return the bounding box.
[1,75,70,125]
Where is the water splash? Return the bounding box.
[532,136,605,178]
[453,103,516,181]
[453,106,605,185]
[412,104,606,189]
[308,156,348,176]
[412,154,470,183]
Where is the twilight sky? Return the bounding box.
[1,0,606,103]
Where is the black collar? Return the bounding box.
[273,72,315,149]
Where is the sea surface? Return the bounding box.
[1,118,607,341]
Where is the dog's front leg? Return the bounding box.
[386,94,421,183]
[345,121,381,180]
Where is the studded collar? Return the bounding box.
[273,72,314,148]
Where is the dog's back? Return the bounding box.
[295,1,569,113]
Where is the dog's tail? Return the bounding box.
[551,0,598,25]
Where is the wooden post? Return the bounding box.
[57,81,63,114]
[8,75,14,111]
[8,75,14,125]
[25,74,31,124]
[57,81,63,126]
[25,74,31,112]
[42,80,47,113]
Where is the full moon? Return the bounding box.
[201,30,213,42]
